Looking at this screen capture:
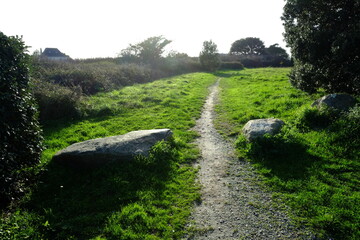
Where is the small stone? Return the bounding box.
[242,118,284,141]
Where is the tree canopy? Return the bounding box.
[265,44,289,59]
[230,37,265,55]
[199,40,220,72]
[282,0,360,94]
[120,36,172,66]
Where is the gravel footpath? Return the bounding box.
[183,79,313,240]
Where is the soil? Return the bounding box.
[183,79,313,240]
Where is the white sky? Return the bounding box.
[1,0,287,59]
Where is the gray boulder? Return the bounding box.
[312,93,357,112]
[53,129,173,168]
[242,118,284,141]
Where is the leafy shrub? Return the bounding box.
[31,79,82,122]
[32,59,159,95]
[35,60,111,95]
[0,210,46,240]
[0,32,43,208]
[160,56,201,75]
[220,61,244,70]
[238,56,265,68]
[283,0,360,94]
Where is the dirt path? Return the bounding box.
[184,79,313,239]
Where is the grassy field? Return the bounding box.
[1,72,217,240]
[216,68,360,240]
[1,68,359,239]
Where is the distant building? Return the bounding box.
[41,48,71,61]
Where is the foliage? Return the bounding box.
[0,73,216,239]
[160,52,202,75]
[219,61,244,70]
[265,44,289,59]
[229,37,265,56]
[263,44,292,67]
[31,79,82,122]
[31,54,204,122]
[282,0,360,94]
[217,68,360,239]
[0,32,43,208]
[120,36,172,67]
[32,58,155,95]
[199,40,220,72]
[238,55,266,68]
[227,39,291,67]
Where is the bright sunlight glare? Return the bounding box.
[1,0,287,59]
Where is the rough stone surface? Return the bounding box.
[312,93,357,111]
[242,118,284,141]
[53,129,173,168]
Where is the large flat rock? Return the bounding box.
[53,129,173,168]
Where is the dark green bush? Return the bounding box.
[0,32,43,208]
[220,61,244,70]
[238,56,265,68]
[283,0,360,94]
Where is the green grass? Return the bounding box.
[217,68,360,240]
[2,68,359,240]
[0,72,217,240]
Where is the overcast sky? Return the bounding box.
[1,0,287,59]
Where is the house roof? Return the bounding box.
[42,48,68,57]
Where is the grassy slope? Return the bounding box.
[216,68,359,240]
[2,68,359,240]
[1,73,217,240]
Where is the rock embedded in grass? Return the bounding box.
[242,118,284,141]
[311,93,357,112]
[52,129,173,168]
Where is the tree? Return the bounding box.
[230,37,265,55]
[199,40,220,72]
[264,44,292,67]
[282,0,360,94]
[0,32,43,208]
[265,44,289,59]
[120,36,172,67]
[120,44,141,64]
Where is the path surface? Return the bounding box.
[184,79,313,239]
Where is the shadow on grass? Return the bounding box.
[25,142,176,239]
[214,70,249,78]
[238,135,320,181]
